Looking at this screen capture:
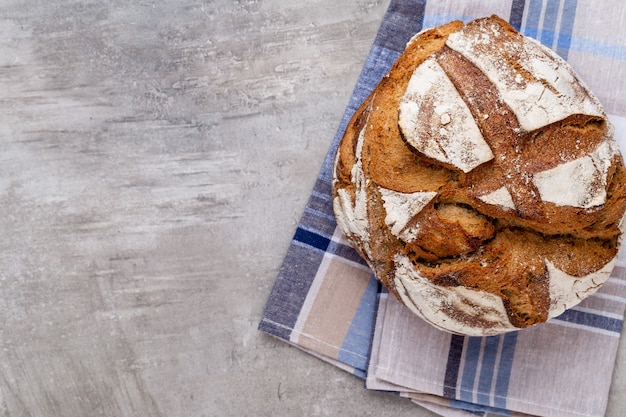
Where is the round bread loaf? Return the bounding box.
[332,15,626,336]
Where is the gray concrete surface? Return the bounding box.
[0,1,624,416]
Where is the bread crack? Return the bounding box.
[332,16,626,335]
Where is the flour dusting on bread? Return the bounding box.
[399,57,494,173]
[445,17,604,132]
[332,16,626,336]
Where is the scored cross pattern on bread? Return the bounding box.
[332,16,626,336]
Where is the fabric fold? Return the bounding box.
[259,1,626,416]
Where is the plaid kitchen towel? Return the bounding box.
[259,1,626,416]
[367,266,626,417]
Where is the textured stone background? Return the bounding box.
[0,1,624,416]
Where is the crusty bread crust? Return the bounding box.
[332,16,626,335]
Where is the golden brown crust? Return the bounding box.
[332,16,626,335]
[364,21,464,193]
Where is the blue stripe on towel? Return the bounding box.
[339,276,381,375]
[554,308,624,333]
[493,332,518,409]
[556,0,577,59]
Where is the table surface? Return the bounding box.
[1,1,625,416]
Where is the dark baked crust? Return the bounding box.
[332,16,626,334]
